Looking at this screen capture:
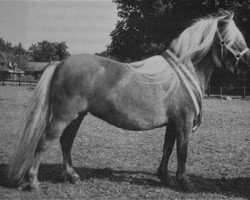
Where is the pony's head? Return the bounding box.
[213,9,250,73]
[170,9,250,74]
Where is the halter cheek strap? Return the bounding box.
[216,29,249,66]
[225,45,249,66]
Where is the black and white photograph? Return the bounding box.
[0,0,249,199]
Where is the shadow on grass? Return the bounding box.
[0,163,249,199]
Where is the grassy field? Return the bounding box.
[0,86,249,200]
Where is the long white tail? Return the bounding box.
[8,62,59,184]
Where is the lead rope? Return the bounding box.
[225,45,249,67]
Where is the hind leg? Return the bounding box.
[21,118,69,190]
[20,148,44,190]
[60,113,86,183]
[157,123,176,186]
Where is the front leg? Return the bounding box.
[175,116,194,191]
[157,123,176,186]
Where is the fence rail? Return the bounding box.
[1,73,40,87]
[207,85,250,99]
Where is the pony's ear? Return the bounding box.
[218,9,234,21]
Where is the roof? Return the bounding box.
[26,62,49,72]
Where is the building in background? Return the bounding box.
[25,62,49,79]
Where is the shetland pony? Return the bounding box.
[8,10,250,191]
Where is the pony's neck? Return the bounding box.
[193,51,215,93]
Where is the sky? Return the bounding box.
[0,0,118,54]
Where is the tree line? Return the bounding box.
[0,38,70,70]
[105,0,250,62]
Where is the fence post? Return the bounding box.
[220,85,222,101]
[24,75,26,87]
[13,74,15,86]
[18,74,21,86]
[207,83,210,98]
[242,72,246,99]
[1,72,4,86]
[243,85,246,99]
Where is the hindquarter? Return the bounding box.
[49,54,105,121]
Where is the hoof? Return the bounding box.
[18,180,40,191]
[157,171,175,187]
[62,171,80,184]
[176,176,194,191]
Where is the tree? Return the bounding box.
[12,43,26,56]
[29,41,70,62]
[12,54,29,71]
[0,38,29,69]
[55,42,70,61]
[0,38,13,53]
[109,0,250,61]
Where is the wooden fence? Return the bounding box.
[207,85,250,100]
[1,71,249,99]
[0,72,40,87]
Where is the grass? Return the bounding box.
[0,86,249,199]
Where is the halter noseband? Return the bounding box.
[216,29,249,67]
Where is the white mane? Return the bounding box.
[171,17,218,64]
[171,15,246,65]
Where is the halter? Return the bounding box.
[216,29,249,67]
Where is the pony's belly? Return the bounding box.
[90,111,167,131]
